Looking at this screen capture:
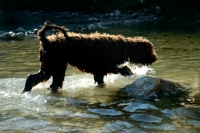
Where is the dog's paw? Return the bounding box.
[94,83,106,88]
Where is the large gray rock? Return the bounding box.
[121,76,187,101]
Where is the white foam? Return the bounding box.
[0,65,155,104]
[132,65,155,76]
[36,65,155,94]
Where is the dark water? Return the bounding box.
[0,24,200,132]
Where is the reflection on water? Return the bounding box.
[0,25,200,132]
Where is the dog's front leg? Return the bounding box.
[93,73,104,85]
[22,68,51,93]
[49,64,67,92]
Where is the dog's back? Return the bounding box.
[22,21,157,93]
[38,21,156,73]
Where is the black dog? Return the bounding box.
[22,21,157,92]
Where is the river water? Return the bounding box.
[0,24,200,132]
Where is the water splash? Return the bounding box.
[0,65,155,105]
[132,65,155,76]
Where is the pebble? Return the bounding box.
[114,10,121,17]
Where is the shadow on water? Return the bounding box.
[0,21,200,132]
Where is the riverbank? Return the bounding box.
[0,9,162,29]
[1,9,200,40]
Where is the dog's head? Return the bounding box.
[127,37,157,65]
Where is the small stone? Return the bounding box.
[110,13,114,17]
[88,24,94,30]
[32,29,38,34]
[114,10,121,17]
[15,28,26,32]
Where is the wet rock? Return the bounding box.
[124,20,133,25]
[0,10,163,33]
[88,24,95,30]
[114,10,121,17]
[32,29,38,34]
[31,11,40,17]
[71,12,79,18]
[99,14,104,18]
[88,17,98,22]
[103,21,117,26]
[95,22,103,29]
[174,108,200,120]
[161,107,200,122]
[0,31,4,34]
[110,12,114,18]
[161,109,174,117]
[130,114,162,123]
[123,102,158,112]
[87,22,107,30]
[121,76,187,101]
[187,120,200,127]
[88,18,93,21]
[0,117,52,129]
[93,17,98,21]
[104,13,109,18]
[144,8,151,13]
[130,13,140,19]
[0,10,164,36]
[132,19,140,25]
[0,31,26,40]
[0,32,11,39]
[141,123,176,130]
[12,32,25,39]
[25,31,37,37]
[103,120,133,131]
[88,108,122,116]
[156,6,162,13]
[15,28,26,32]
[54,110,99,118]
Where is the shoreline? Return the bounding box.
[0,10,200,40]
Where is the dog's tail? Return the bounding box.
[37,21,68,46]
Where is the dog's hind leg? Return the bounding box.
[93,73,105,85]
[49,64,67,92]
[22,67,51,93]
[115,65,135,77]
[112,65,135,77]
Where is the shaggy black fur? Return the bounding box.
[22,21,157,92]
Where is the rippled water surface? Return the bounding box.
[0,25,200,132]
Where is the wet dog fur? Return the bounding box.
[22,21,157,92]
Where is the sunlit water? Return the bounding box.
[0,24,200,132]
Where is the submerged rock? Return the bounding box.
[130,114,162,123]
[88,108,122,116]
[123,102,158,112]
[121,76,188,101]
[140,123,176,130]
